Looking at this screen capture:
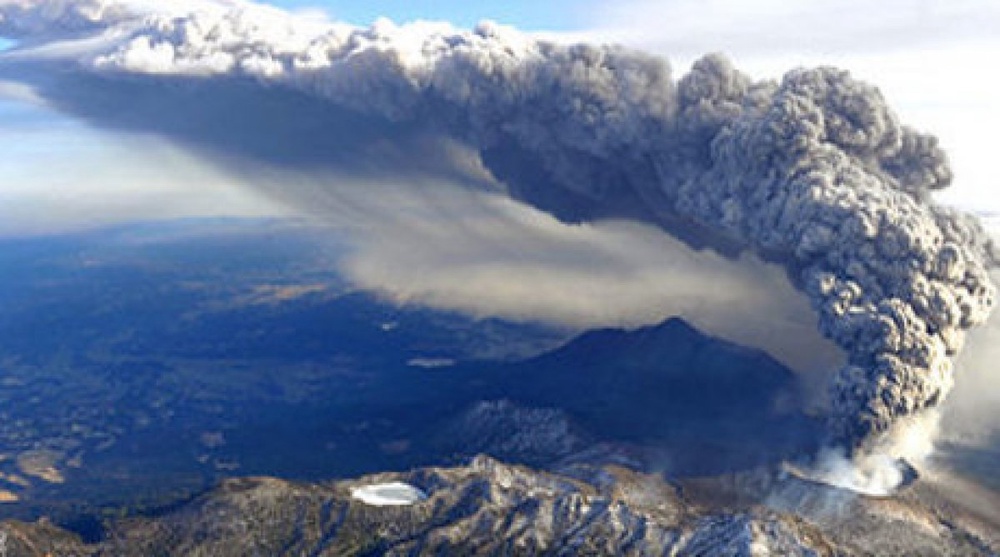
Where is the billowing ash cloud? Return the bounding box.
[1,0,995,456]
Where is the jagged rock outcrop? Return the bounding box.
[1,455,995,556]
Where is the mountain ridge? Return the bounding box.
[1,454,996,556]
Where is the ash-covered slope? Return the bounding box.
[1,455,995,556]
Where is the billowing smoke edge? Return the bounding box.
[1,0,995,465]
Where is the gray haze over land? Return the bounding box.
[0,0,996,474]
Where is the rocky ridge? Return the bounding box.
[1,454,996,556]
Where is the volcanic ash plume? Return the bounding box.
[1,0,995,459]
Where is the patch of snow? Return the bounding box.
[351,481,427,506]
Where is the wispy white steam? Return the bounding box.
[812,410,940,496]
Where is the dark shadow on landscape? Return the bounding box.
[0,61,487,179]
[0,60,751,254]
[420,317,825,477]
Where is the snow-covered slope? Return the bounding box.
[2,455,996,555]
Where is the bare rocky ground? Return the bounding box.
[1,454,996,556]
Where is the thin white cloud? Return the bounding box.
[0,77,43,104]
[0,124,289,236]
[588,0,1000,62]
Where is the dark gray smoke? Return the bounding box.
[1,0,995,456]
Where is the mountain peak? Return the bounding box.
[532,315,783,381]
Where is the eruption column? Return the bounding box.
[1,0,995,458]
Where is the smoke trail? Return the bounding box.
[1,0,995,459]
